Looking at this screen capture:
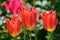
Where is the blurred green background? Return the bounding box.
[0,0,60,40]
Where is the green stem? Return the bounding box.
[30,31,31,40]
[47,32,53,40]
[32,0,35,6]
[35,28,37,40]
[24,28,26,40]
[13,37,16,40]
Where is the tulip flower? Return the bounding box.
[5,16,21,37]
[40,10,58,32]
[18,8,39,31]
[3,0,24,14]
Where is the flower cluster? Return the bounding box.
[4,0,58,37]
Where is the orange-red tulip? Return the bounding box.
[40,10,58,32]
[18,8,39,31]
[5,16,21,37]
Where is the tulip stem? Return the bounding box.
[35,28,37,40]
[30,31,31,40]
[24,28,26,40]
[32,0,35,6]
[47,32,53,40]
[13,37,16,40]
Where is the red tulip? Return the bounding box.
[3,0,24,14]
[40,10,58,32]
[5,16,21,37]
[18,8,39,31]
